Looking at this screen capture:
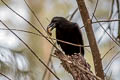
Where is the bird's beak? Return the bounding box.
[47,23,55,36]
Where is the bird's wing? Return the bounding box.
[73,23,84,44]
[73,23,84,55]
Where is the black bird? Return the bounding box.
[47,17,84,56]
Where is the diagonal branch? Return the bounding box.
[0,20,60,80]
[69,8,78,21]
[102,46,115,60]
[0,72,11,80]
[24,0,47,33]
[24,0,55,44]
[91,0,99,19]
[0,28,89,47]
[1,0,59,50]
[94,16,120,47]
[76,0,105,79]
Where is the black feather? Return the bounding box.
[47,17,84,56]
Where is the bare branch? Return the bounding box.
[0,72,11,80]
[0,0,64,57]
[55,50,101,80]
[108,0,114,19]
[97,26,109,44]
[24,0,47,33]
[93,19,120,23]
[69,8,78,21]
[94,16,120,47]
[80,19,120,30]
[116,0,120,41]
[108,72,112,80]
[76,0,105,79]
[0,28,89,48]
[91,0,99,19]
[104,56,120,78]
[0,20,60,80]
[24,0,55,44]
[42,44,55,80]
[104,51,120,71]
[102,46,115,60]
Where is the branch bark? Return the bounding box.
[55,50,101,80]
[76,0,105,80]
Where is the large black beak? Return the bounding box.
[47,23,55,36]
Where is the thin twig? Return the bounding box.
[108,0,114,19]
[94,17,120,72]
[2,20,120,47]
[24,0,55,44]
[0,28,40,36]
[104,51,120,71]
[104,62,112,77]
[108,72,112,80]
[48,71,51,80]
[102,46,115,60]
[97,26,109,44]
[94,15,120,47]
[91,0,99,19]
[69,8,78,21]
[116,0,120,40]
[0,72,11,80]
[107,0,116,36]
[46,17,50,22]
[104,55,120,77]
[0,20,60,80]
[1,0,60,51]
[24,0,47,33]
[42,43,55,80]
[93,19,120,23]
[42,56,51,80]
[80,19,120,30]
[0,28,89,47]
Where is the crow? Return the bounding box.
[47,17,84,56]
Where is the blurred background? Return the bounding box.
[0,0,120,80]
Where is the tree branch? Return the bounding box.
[0,72,11,80]
[76,0,105,79]
[0,20,60,80]
[54,50,101,80]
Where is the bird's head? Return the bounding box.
[47,17,68,35]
